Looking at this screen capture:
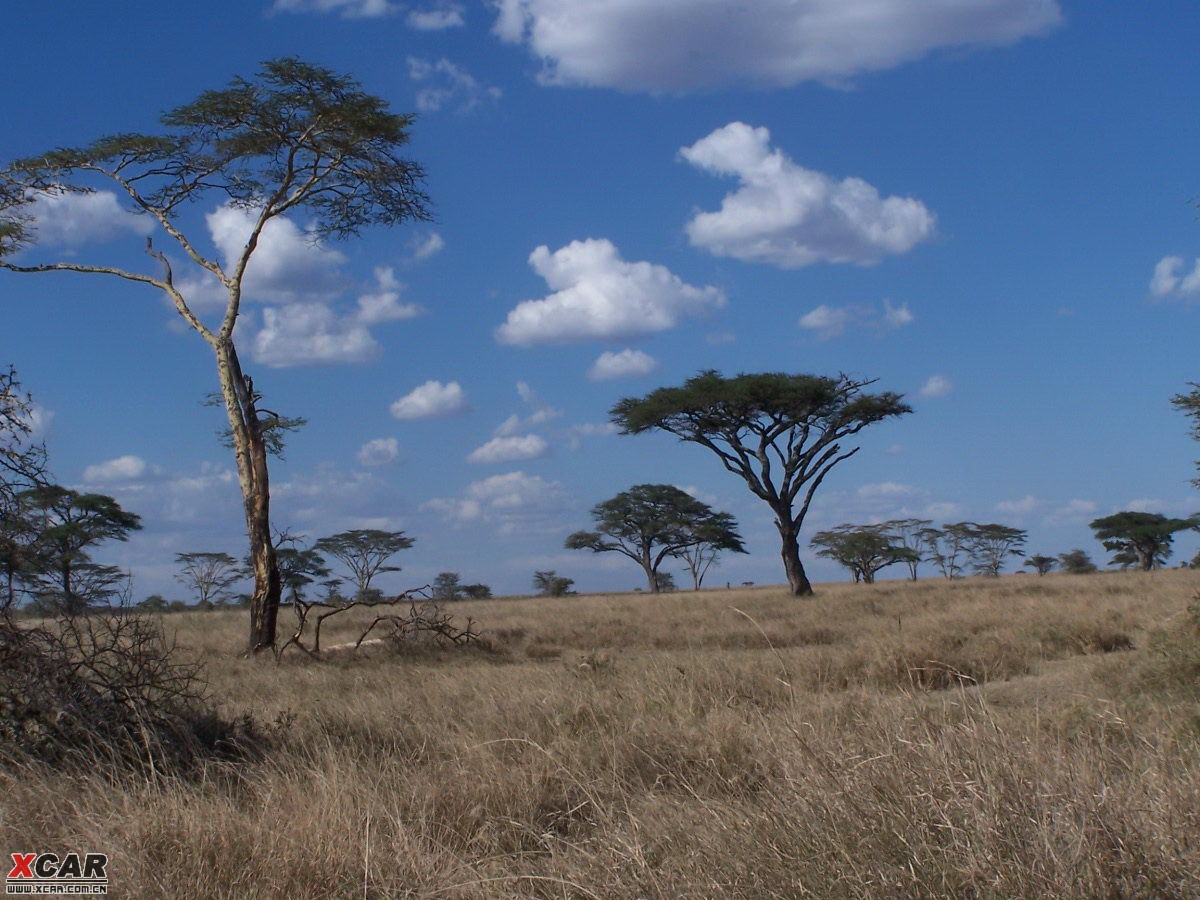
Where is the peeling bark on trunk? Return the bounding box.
[216,342,281,653]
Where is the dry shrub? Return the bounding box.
[0,609,258,774]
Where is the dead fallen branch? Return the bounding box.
[276,587,478,660]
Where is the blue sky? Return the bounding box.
[4,0,1200,599]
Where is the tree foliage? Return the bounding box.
[611,371,910,596]
[880,518,930,581]
[532,571,574,597]
[17,486,141,614]
[431,572,493,602]
[565,484,745,593]
[1090,511,1196,571]
[1024,554,1058,576]
[0,58,430,652]
[174,552,245,607]
[313,529,415,600]
[810,524,919,584]
[919,522,1027,578]
[1058,548,1098,575]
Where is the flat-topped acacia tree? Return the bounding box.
[611,371,911,596]
[0,59,430,652]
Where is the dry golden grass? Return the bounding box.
[5,570,1200,897]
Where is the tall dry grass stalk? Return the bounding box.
[4,570,1198,897]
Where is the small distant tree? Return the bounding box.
[881,518,931,581]
[674,510,748,591]
[967,524,1027,576]
[654,571,677,592]
[139,594,169,612]
[566,484,744,593]
[920,523,975,580]
[1024,554,1058,576]
[275,544,331,605]
[432,572,464,602]
[810,524,919,584]
[611,371,911,596]
[1090,511,1196,571]
[175,552,245,607]
[314,529,414,600]
[18,486,141,614]
[1058,548,1098,575]
[460,582,492,600]
[533,571,574,597]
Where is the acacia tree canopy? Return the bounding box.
[0,58,430,652]
[611,371,910,596]
[1090,511,1196,571]
[565,483,745,593]
[313,528,415,600]
[810,524,919,584]
[18,486,141,614]
[174,552,245,607]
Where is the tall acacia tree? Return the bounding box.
[612,371,910,596]
[0,59,430,651]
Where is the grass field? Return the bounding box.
[6,570,1200,897]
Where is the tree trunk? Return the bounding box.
[216,342,281,653]
[642,556,659,593]
[776,517,813,596]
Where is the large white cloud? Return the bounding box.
[467,434,549,464]
[390,380,469,419]
[253,303,379,368]
[27,190,153,247]
[682,123,935,268]
[205,204,347,304]
[496,238,725,346]
[587,348,658,381]
[491,0,1061,92]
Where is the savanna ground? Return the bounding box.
[5,570,1200,898]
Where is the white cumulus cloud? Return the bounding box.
[390,380,468,419]
[409,232,445,262]
[918,375,954,399]
[253,302,379,368]
[682,122,935,268]
[490,0,1061,92]
[496,238,725,346]
[355,267,423,324]
[467,434,549,464]
[356,437,401,467]
[1150,256,1200,299]
[27,190,153,247]
[587,348,658,381]
[798,305,853,339]
[82,455,149,484]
